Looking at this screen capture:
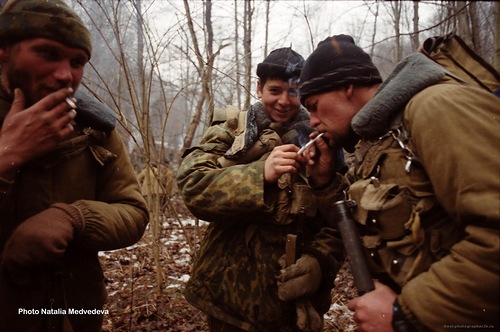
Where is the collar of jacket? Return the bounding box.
[351,53,446,139]
[224,101,312,160]
[73,89,116,133]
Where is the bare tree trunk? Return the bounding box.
[181,0,211,150]
[369,2,379,57]
[412,1,420,51]
[455,1,471,44]
[264,0,270,58]
[205,0,215,124]
[495,2,500,73]
[467,1,481,54]
[243,0,253,111]
[136,0,152,158]
[234,0,241,109]
[135,0,164,295]
[390,1,403,63]
[296,1,315,52]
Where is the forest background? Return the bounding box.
[0,0,498,331]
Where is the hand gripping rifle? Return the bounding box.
[332,199,374,295]
[333,200,415,332]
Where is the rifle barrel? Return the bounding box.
[333,200,374,295]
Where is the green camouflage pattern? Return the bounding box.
[177,111,348,331]
[0,0,92,57]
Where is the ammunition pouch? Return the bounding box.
[349,134,463,286]
[274,173,317,225]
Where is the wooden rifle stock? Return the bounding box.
[333,200,374,295]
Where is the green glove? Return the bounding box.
[1,203,84,280]
[277,254,322,301]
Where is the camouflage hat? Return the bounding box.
[0,0,92,58]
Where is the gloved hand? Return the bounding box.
[277,254,322,301]
[1,203,84,281]
[296,299,323,332]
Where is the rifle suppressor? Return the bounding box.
[333,200,375,295]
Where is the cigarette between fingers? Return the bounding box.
[297,133,324,155]
[65,97,77,109]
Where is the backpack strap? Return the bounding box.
[418,33,500,93]
[212,105,241,131]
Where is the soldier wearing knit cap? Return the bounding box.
[299,34,499,331]
[299,35,381,105]
[0,0,92,58]
[0,1,149,331]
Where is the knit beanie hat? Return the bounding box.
[257,47,305,80]
[300,35,382,103]
[0,0,92,58]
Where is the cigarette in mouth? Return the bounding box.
[65,97,77,109]
[297,132,324,155]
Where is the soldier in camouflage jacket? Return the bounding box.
[177,48,348,332]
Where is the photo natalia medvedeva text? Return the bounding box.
[18,308,109,315]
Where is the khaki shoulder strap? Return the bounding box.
[212,105,240,124]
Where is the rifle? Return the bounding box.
[334,200,416,332]
[332,200,374,295]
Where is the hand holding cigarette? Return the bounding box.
[297,133,324,155]
[65,97,77,109]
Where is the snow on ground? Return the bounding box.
[99,201,356,331]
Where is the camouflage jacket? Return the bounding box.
[346,53,499,330]
[177,102,347,332]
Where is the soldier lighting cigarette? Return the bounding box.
[297,132,324,155]
[65,97,77,109]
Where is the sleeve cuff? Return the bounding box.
[397,295,426,331]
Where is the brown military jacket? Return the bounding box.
[177,102,347,331]
[346,54,499,330]
[0,91,149,332]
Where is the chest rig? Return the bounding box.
[347,115,462,287]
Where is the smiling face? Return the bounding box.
[0,38,88,106]
[257,78,302,123]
